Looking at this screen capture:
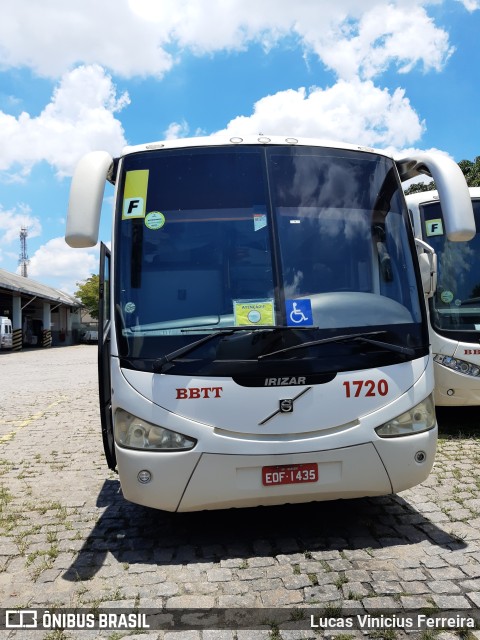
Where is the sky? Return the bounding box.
[0,0,479,294]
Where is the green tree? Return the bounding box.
[458,156,480,187]
[74,274,100,319]
[404,154,480,194]
[404,180,436,195]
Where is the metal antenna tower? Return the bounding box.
[19,226,30,277]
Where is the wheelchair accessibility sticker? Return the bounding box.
[286,299,313,326]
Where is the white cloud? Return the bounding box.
[0,0,174,79]
[214,79,424,149]
[28,237,99,294]
[0,0,465,81]
[456,0,480,10]
[127,0,455,81]
[306,4,454,80]
[164,120,190,140]
[163,120,207,140]
[0,204,42,247]
[0,65,129,178]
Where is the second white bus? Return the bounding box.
[407,187,480,405]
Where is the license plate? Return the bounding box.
[262,462,318,486]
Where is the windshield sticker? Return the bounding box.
[122,170,149,220]
[253,205,267,231]
[425,219,444,237]
[145,211,165,230]
[124,302,136,314]
[440,290,454,304]
[254,213,267,231]
[286,299,313,326]
[233,299,275,326]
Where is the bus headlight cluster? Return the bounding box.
[114,409,197,451]
[434,354,480,377]
[375,395,436,438]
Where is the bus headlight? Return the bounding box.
[375,395,436,438]
[114,409,197,451]
[434,354,480,377]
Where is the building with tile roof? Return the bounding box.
[0,267,84,349]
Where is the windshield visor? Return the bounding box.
[115,146,425,371]
[420,199,480,338]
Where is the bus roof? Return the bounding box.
[121,135,384,157]
[120,135,458,185]
[406,186,480,209]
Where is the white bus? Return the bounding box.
[407,187,480,406]
[66,136,474,512]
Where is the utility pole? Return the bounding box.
[19,226,29,277]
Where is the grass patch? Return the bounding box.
[308,573,319,586]
[334,574,349,589]
[0,484,12,511]
[43,631,71,640]
[369,630,397,640]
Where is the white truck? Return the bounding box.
[0,316,13,350]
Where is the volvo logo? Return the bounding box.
[259,387,312,425]
[279,399,293,413]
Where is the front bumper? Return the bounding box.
[116,428,436,512]
[433,362,480,406]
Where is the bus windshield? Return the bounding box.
[420,198,480,339]
[115,145,426,373]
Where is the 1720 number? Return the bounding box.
[343,379,389,398]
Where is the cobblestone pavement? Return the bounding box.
[0,346,479,640]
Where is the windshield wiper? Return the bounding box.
[152,326,283,373]
[258,330,417,360]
